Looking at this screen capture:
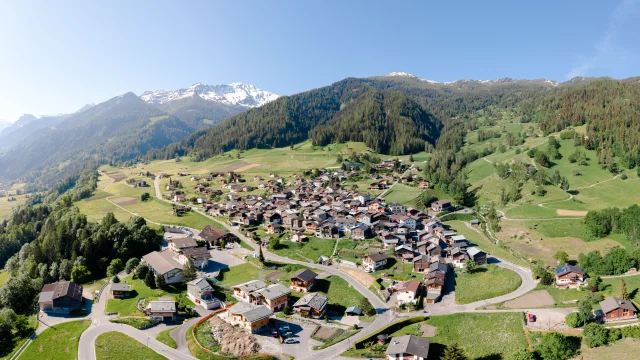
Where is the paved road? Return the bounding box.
[154,178,162,199]
[170,317,200,355]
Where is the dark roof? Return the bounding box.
[39,281,83,303]
[600,297,637,314]
[199,225,232,242]
[181,247,213,259]
[291,269,318,282]
[293,292,328,311]
[365,253,388,262]
[555,264,585,276]
[171,237,197,249]
[111,283,131,292]
[188,278,213,291]
[385,335,430,357]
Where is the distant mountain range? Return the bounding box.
[0,82,278,187]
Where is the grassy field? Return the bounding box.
[0,194,27,220]
[95,331,167,360]
[382,184,423,206]
[105,276,193,316]
[391,313,528,359]
[270,237,336,263]
[454,264,522,304]
[110,317,156,329]
[577,337,640,360]
[0,315,38,360]
[313,275,368,312]
[20,320,91,360]
[156,328,178,349]
[0,270,9,287]
[219,262,270,286]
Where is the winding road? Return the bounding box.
[72,178,537,360]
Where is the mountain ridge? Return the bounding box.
[140,82,279,107]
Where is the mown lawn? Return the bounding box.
[20,320,91,360]
[95,331,167,360]
[105,276,193,316]
[313,275,369,312]
[382,184,423,206]
[391,313,528,359]
[0,315,38,360]
[219,262,268,286]
[454,264,522,304]
[155,328,177,349]
[270,237,336,263]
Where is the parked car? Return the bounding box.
[279,325,290,332]
[284,331,293,337]
[527,313,535,322]
[283,338,297,344]
[270,329,278,338]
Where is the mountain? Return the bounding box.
[0,114,67,153]
[141,82,278,107]
[0,120,12,134]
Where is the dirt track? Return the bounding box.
[555,209,588,216]
[340,268,376,288]
[504,290,554,308]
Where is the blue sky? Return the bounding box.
[1,0,639,121]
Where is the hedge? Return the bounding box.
[352,316,427,349]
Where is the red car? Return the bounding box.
[527,314,536,322]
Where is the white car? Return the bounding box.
[283,338,297,344]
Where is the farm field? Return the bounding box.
[105,276,193,316]
[95,331,167,360]
[382,183,423,206]
[454,264,522,304]
[20,320,91,360]
[391,313,528,359]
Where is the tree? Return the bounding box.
[106,259,124,277]
[71,266,92,284]
[409,153,414,162]
[112,275,120,283]
[0,308,17,343]
[336,154,343,163]
[155,273,166,288]
[0,275,41,315]
[536,332,576,360]
[507,349,536,360]
[258,246,265,264]
[465,259,477,274]
[283,305,292,315]
[577,300,593,325]
[59,259,72,281]
[560,177,570,191]
[125,258,140,274]
[145,271,156,289]
[487,203,501,233]
[442,343,467,360]
[140,193,151,201]
[565,312,582,328]
[621,278,629,300]
[359,297,375,317]
[553,251,569,265]
[583,323,610,348]
[134,264,149,280]
[588,276,602,292]
[182,258,197,283]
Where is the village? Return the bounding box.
[33,157,639,360]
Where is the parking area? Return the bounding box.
[200,249,246,277]
[525,308,575,331]
[258,318,322,359]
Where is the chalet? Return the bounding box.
[345,306,361,316]
[111,283,131,298]
[392,280,422,304]
[147,298,177,321]
[290,269,317,292]
[352,224,371,240]
[450,248,469,268]
[599,297,637,322]
[431,200,453,212]
[362,253,389,272]
[388,202,406,214]
[467,247,487,265]
[134,180,149,188]
[389,214,416,229]
[38,281,83,314]
[142,250,184,285]
[293,292,328,318]
[413,258,430,273]
[227,302,273,333]
[385,335,430,360]
[233,280,268,301]
[418,179,430,189]
[266,223,283,234]
[555,265,586,288]
[199,225,238,245]
[187,278,221,310]
[248,284,291,312]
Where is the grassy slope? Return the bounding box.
[155,328,178,349]
[0,194,27,220]
[105,275,193,316]
[382,184,423,206]
[454,264,522,304]
[20,320,91,360]
[391,313,527,359]
[95,331,167,360]
[0,270,9,287]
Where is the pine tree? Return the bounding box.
[182,258,197,283]
[155,273,166,288]
[409,153,414,162]
[443,343,467,360]
[258,246,265,264]
[145,271,156,289]
[621,278,629,300]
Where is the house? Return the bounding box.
[142,250,184,285]
[555,265,586,288]
[467,247,487,265]
[413,259,430,273]
[147,298,177,321]
[599,297,637,322]
[293,292,328,318]
[345,306,361,316]
[385,335,430,360]
[352,224,370,240]
[168,237,211,269]
[249,284,291,312]
[388,202,406,214]
[290,269,318,292]
[362,253,388,272]
[392,280,422,304]
[233,280,267,301]
[199,225,238,245]
[227,302,273,333]
[38,281,84,314]
[187,278,221,310]
[111,283,131,298]
[431,200,453,212]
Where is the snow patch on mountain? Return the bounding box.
[140,83,279,107]
[384,72,440,84]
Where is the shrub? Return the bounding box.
[583,323,610,348]
[565,313,582,328]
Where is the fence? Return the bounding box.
[94,281,110,304]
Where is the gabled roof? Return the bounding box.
[555,264,585,276]
[149,298,176,312]
[385,335,430,357]
[171,237,197,249]
[291,269,318,282]
[233,280,267,293]
[364,253,388,262]
[143,250,183,274]
[199,225,232,242]
[600,297,637,314]
[111,283,131,292]
[188,278,213,291]
[293,292,328,311]
[181,247,213,259]
[229,302,273,322]
[39,281,83,303]
[467,246,485,257]
[253,284,291,301]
